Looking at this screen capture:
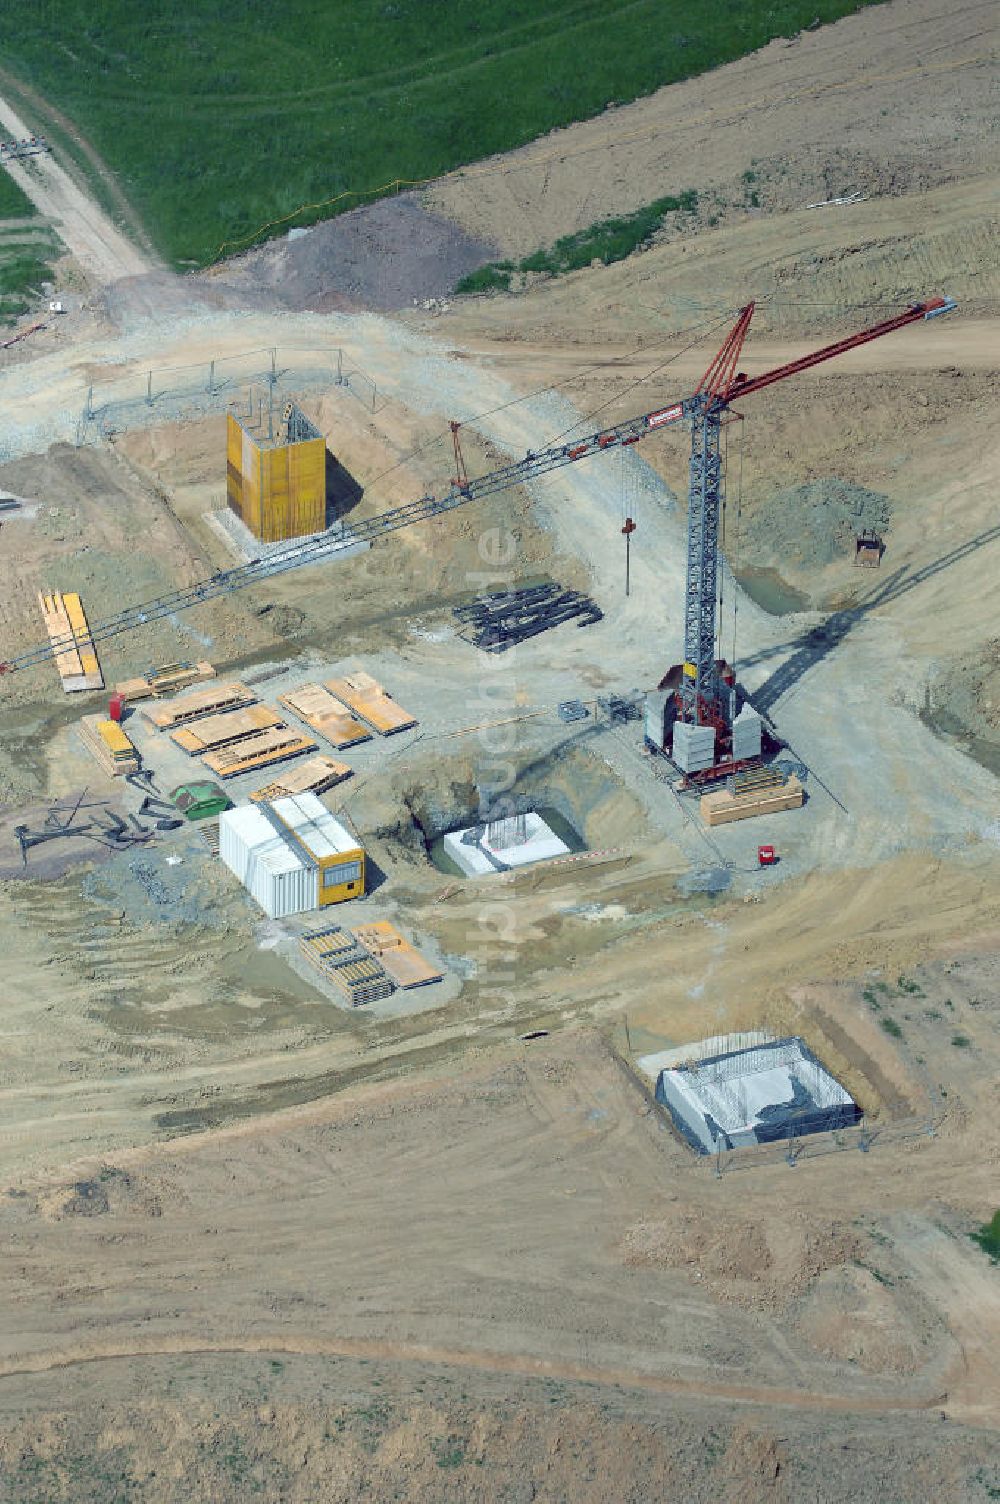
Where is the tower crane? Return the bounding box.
[0,296,955,771]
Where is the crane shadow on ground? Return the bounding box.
[742,523,1000,717]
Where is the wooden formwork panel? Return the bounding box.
[201,727,315,778]
[79,715,140,776]
[249,753,351,802]
[260,435,325,542]
[143,681,256,731]
[38,590,103,692]
[170,702,280,754]
[700,774,804,827]
[351,921,443,988]
[325,671,417,735]
[279,683,371,748]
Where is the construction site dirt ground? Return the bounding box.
[0,0,999,1497]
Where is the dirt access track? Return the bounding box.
[0,0,999,1497]
[0,88,153,284]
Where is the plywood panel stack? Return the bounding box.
[325,671,417,735]
[249,754,351,802]
[279,683,372,749]
[38,591,103,692]
[143,682,256,731]
[351,921,443,989]
[201,726,315,778]
[700,774,804,827]
[170,703,282,754]
[79,715,141,776]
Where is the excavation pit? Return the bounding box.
[655,1036,861,1155]
[354,742,650,881]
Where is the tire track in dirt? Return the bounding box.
[0,1332,948,1417]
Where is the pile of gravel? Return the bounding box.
[208,195,499,313]
[740,477,892,569]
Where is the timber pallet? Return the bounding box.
[300,925,395,1005]
[730,766,787,797]
[201,727,316,778]
[117,661,215,702]
[200,820,221,855]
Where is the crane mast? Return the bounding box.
[670,294,955,773]
[683,394,725,730]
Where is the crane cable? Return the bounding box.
[359,307,732,502]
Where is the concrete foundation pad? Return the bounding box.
[443,811,570,877]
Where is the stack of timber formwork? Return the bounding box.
[79,715,141,776]
[143,682,257,732]
[299,924,394,1005]
[169,703,283,754]
[351,921,443,988]
[116,661,215,702]
[202,725,315,778]
[38,591,103,692]
[279,683,371,749]
[325,671,417,735]
[700,773,804,826]
[249,754,351,802]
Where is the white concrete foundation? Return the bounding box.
[443,811,570,876]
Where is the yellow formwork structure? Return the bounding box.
[226,404,326,543]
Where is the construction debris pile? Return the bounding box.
[13,781,172,867]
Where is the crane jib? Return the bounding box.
[0,298,955,679]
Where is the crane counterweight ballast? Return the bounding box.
[1,296,956,774]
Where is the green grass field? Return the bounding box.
[0,171,54,322]
[0,170,35,220]
[3,0,877,266]
[0,246,55,323]
[972,1210,1000,1262]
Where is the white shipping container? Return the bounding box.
[219,802,319,919]
[269,793,358,860]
